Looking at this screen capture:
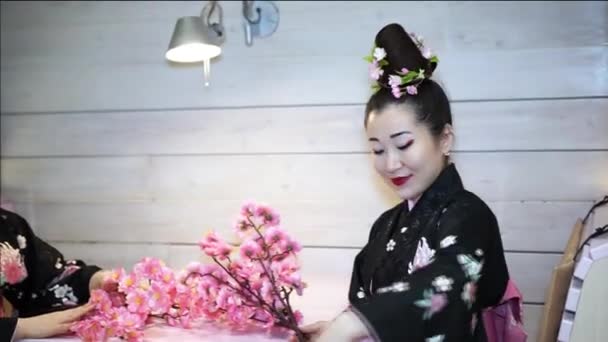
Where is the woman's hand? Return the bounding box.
[314,311,370,342]
[13,303,94,340]
[89,270,117,292]
[289,320,329,341]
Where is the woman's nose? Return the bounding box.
[385,150,402,172]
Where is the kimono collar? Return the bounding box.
[361,163,466,294]
[406,163,464,214]
[407,198,419,211]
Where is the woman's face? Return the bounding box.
[365,104,453,200]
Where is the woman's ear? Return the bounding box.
[440,124,454,156]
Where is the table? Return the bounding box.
[23,321,294,342]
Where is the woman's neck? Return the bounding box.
[407,196,421,211]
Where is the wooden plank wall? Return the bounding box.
[1,2,607,340]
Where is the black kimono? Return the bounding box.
[0,208,101,341]
[349,164,509,342]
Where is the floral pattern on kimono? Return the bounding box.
[348,164,509,341]
[1,208,102,341]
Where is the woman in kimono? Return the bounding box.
[1,207,114,340]
[298,23,510,341]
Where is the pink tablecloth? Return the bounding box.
[23,321,292,341]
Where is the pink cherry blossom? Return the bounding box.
[406,85,418,95]
[115,307,145,331]
[252,309,275,328]
[255,204,281,227]
[240,239,263,259]
[0,242,28,284]
[2,259,27,284]
[126,288,150,314]
[231,259,258,281]
[124,330,145,342]
[216,286,237,307]
[188,261,209,275]
[148,282,172,313]
[191,203,306,336]
[109,268,126,283]
[293,310,304,325]
[174,314,194,329]
[199,231,232,260]
[285,274,304,296]
[373,47,387,61]
[240,201,257,217]
[134,257,165,279]
[119,273,136,292]
[198,263,224,279]
[234,217,253,236]
[73,258,177,340]
[369,62,384,80]
[71,316,108,342]
[408,237,435,274]
[392,86,403,98]
[278,237,302,254]
[109,290,126,307]
[265,226,288,246]
[430,293,448,315]
[272,259,303,295]
[159,267,175,285]
[388,75,402,87]
[90,289,113,313]
[71,202,306,341]
[422,47,433,59]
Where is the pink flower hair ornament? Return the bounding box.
[364,32,439,98]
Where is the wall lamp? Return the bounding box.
[166,1,279,86]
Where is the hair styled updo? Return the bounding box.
[364,23,452,139]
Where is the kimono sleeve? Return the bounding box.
[1,209,101,317]
[0,317,18,342]
[349,200,509,341]
[348,209,395,303]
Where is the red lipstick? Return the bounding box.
[391,175,412,187]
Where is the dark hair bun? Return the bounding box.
[374,23,437,86]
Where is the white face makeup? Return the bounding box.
[366,104,453,201]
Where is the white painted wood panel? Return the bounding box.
[10,200,590,253]
[2,2,604,55]
[3,152,606,203]
[592,204,608,227]
[1,2,606,112]
[1,157,151,202]
[2,48,605,113]
[444,1,607,50]
[2,99,607,156]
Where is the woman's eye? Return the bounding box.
[397,140,414,150]
[372,149,384,155]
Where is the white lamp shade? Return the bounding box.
[165,16,223,63]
